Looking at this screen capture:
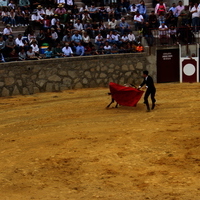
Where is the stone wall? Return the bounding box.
[0,53,156,97]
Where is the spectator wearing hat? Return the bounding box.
[36,5,45,16]
[3,24,13,40]
[55,3,67,23]
[62,42,73,57]
[51,14,60,26]
[31,10,43,28]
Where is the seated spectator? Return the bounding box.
[84,43,92,56]
[23,8,31,26]
[36,5,45,17]
[111,43,119,54]
[136,43,144,52]
[26,47,39,60]
[44,47,53,58]
[104,41,111,54]
[89,4,99,21]
[8,49,18,61]
[9,9,17,27]
[19,0,30,10]
[62,32,72,44]
[31,40,40,55]
[98,21,107,38]
[18,47,27,61]
[159,23,169,45]
[169,25,177,45]
[74,19,83,32]
[3,24,13,40]
[148,10,158,29]
[46,6,55,17]
[8,0,16,10]
[113,31,122,46]
[158,11,165,25]
[119,17,131,34]
[66,0,74,10]
[114,5,122,20]
[0,35,5,55]
[31,10,43,28]
[82,10,92,24]
[51,14,60,26]
[75,42,85,56]
[92,21,99,38]
[133,11,144,31]
[5,35,16,57]
[121,33,129,44]
[128,31,136,43]
[15,7,24,27]
[43,15,51,30]
[72,4,80,19]
[106,30,115,43]
[71,31,82,45]
[51,27,59,46]
[1,7,10,25]
[99,6,108,22]
[108,18,118,31]
[95,33,104,49]
[53,21,64,40]
[106,5,115,21]
[62,42,73,57]
[28,30,37,44]
[52,43,63,57]
[82,31,91,46]
[36,29,46,47]
[15,34,25,51]
[84,21,93,38]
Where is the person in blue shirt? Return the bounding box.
[71,31,82,45]
[137,0,147,20]
[44,47,53,58]
[75,42,85,56]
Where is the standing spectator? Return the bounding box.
[143,22,154,46]
[155,0,166,16]
[179,6,190,26]
[165,10,176,27]
[137,0,147,20]
[158,11,165,25]
[190,3,200,33]
[148,10,158,28]
[62,42,73,57]
[169,25,177,45]
[174,1,184,27]
[168,3,176,13]
[133,11,144,31]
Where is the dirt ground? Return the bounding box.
[0,83,200,200]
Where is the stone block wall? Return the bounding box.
[0,53,156,97]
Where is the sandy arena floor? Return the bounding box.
[0,83,200,200]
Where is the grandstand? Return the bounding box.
[0,0,199,62]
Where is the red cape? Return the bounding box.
[109,82,144,107]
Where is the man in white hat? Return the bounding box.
[36,5,45,16]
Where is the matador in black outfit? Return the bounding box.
[138,70,156,112]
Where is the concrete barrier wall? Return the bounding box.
[0,53,156,97]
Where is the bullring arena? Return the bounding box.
[0,82,199,200]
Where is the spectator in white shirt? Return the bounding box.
[133,11,144,31]
[74,20,83,31]
[190,3,200,33]
[30,40,40,55]
[128,31,136,42]
[62,42,73,57]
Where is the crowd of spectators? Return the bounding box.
[0,0,199,62]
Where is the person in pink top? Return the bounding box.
[174,1,185,27]
[54,3,67,23]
